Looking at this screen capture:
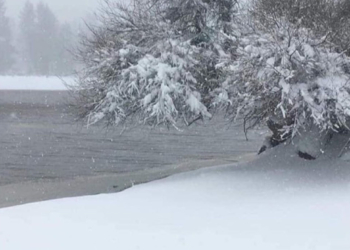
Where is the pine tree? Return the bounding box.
[0,0,14,74]
[36,2,58,75]
[19,1,38,74]
[56,22,75,75]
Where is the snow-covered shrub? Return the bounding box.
[251,0,350,46]
[75,0,238,128]
[74,0,350,158]
[216,15,350,147]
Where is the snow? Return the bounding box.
[0,76,73,90]
[1,145,350,249]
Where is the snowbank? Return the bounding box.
[1,146,350,249]
[0,76,73,90]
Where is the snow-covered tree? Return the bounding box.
[75,0,350,159]
[251,0,350,57]
[75,0,238,128]
[215,1,350,158]
[0,0,15,74]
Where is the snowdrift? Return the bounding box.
[1,144,350,250]
[0,76,72,90]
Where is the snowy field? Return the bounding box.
[0,76,71,90]
[1,145,350,249]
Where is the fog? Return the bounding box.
[0,0,113,76]
[6,0,100,22]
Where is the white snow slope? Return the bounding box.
[0,76,71,90]
[1,145,350,249]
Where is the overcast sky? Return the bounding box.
[6,0,102,22]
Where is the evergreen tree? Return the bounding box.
[36,2,58,75]
[19,1,73,76]
[19,1,38,74]
[56,22,75,75]
[0,0,14,74]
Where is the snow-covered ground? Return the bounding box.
[0,76,71,90]
[1,144,350,250]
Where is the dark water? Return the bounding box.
[0,90,261,186]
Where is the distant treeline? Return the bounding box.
[0,0,78,76]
